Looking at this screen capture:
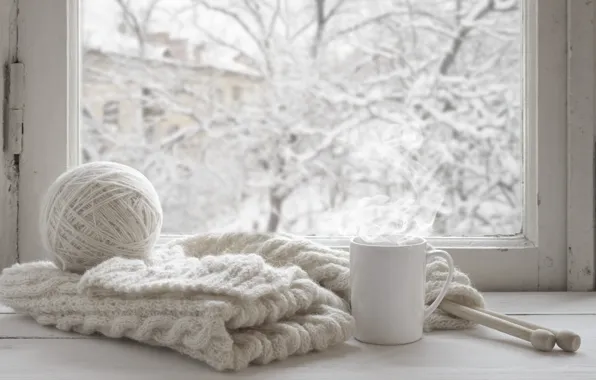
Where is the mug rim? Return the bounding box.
[350,235,426,248]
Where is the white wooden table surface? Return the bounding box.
[1,292,595,380]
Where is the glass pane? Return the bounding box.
[80,0,522,237]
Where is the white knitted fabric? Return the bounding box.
[0,232,484,371]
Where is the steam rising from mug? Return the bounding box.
[330,125,447,243]
[39,161,163,273]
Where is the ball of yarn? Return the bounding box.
[39,161,163,273]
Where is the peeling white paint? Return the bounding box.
[567,0,596,291]
[0,0,19,270]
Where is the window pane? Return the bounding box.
[80,0,523,237]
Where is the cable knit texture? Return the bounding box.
[0,232,484,371]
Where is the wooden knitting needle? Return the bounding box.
[470,306,581,352]
[439,299,556,352]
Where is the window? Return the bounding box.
[102,100,120,125]
[214,88,224,103]
[12,0,595,291]
[81,0,525,237]
[141,87,164,121]
[232,85,242,102]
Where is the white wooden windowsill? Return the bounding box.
[1,292,595,380]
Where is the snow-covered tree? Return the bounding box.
[81,0,522,237]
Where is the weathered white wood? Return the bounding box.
[483,292,596,314]
[519,0,568,290]
[0,314,594,380]
[14,0,570,291]
[6,62,24,154]
[0,293,594,379]
[67,0,80,166]
[0,314,88,338]
[165,235,542,291]
[0,303,14,313]
[566,0,596,291]
[472,306,581,352]
[17,0,73,264]
[0,0,19,272]
[445,244,539,291]
[1,287,593,325]
[440,299,557,352]
[317,237,541,291]
[1,293,594,333]
[2,292,592,336]
[0,304,14,314]
[2,292,591,318]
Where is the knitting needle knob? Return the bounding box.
[475,307,581,352]
[529,329,557,352]
[440,299,556,352]
[555,330,581,352]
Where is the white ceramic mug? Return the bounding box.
[349,236,455,345]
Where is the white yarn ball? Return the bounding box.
[39,161,163,273]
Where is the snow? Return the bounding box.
[81,0,523,237]
[82,0,261,76]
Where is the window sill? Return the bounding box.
[156,235,561,291]
[1,292,595,379]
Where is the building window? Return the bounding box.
[102,100,120,125]
[142,87,164,121]
[214,88,224,103]
[232,86,242,101]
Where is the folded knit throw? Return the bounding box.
[0,232,484,371]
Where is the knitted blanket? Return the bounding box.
[0,232,484,371]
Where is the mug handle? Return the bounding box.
[423,248,455,319]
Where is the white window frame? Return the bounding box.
[9,0,595,291]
